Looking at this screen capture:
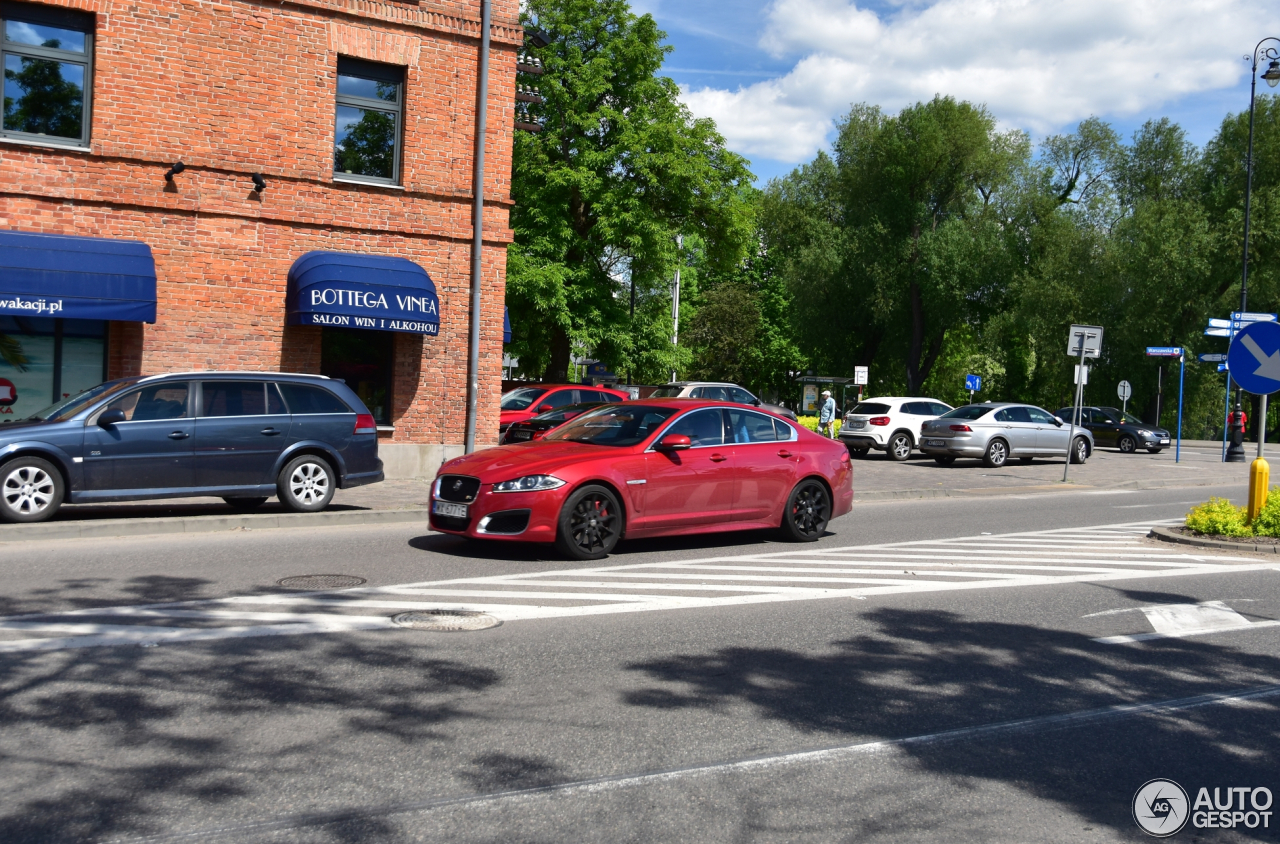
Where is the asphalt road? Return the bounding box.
[4,481,1279,843]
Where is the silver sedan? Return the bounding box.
[918,403,1093,468]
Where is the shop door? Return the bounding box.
[194,382,292,488]
[83,383,195,492]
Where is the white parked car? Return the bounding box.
[840,397,954,461]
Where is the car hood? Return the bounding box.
[438,440,628,481]
[0,417,56,437]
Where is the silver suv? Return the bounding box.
[648,382,798,421]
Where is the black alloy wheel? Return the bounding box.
[555,485,621,560]
[888,433,913,462]
[223,497,269,511]
[781,479,830,542]
[1118,435,1137,454]
[982,439,1009,468]
[1070,437,1089,464]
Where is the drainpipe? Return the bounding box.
[464,0,492,454]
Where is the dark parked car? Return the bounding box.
[0,372,383,523]
[500,401,607,444]
[1055,405,1171,454]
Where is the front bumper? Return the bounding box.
[429,486,562,542]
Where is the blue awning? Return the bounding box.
[0,230,157,322]
[503,306,512,344]
[286,252,439,335]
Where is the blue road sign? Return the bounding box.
[1199,353,1227,363]
[964,374,981,391]
[1226,320,1280,395]
[1146,347,1183,357]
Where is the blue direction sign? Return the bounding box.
[1146,347,1183,357]
[964,374,982,391]
[1226,320,1280,395]
[1199,353,1227,363]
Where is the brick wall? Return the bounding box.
[0,0,518,445]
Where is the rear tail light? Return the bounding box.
[354,413,377,434]
[868,416,890,426]
[531,430,545,439]
[949,424,972,432]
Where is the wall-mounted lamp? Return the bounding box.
[163,161,186,181]
[523,27,551,48]
[251,173,267,193]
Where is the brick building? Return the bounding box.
[0,0,519,477]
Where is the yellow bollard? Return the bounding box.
[1247,457,1270,523]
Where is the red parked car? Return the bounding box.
[500,401,608,444]
[431,400,853,559]
[499,384,630,434]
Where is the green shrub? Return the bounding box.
[1249,487,1280,537]
[796,416,840,436]
[1185,498,1250,537]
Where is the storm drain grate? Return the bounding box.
[392,610,503,632]
[276,574,368,590]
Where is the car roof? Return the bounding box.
[854,396,952,404]
[138,371,332,382]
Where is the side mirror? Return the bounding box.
[537,404,552,414]
[656,433,692,451]
[98,408,127,427]
[752,398,762,406]
[1053,417,1064,427]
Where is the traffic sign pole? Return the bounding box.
[1177,352,1184,464]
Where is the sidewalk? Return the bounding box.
[0,440,1247,542]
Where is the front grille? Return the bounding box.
[431,513,470,532]
[437,475,480,503]
[479,509,531,535]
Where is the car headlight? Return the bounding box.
[492,474,566,493]
[1136,429,1152,437]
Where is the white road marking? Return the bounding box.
[1094,600,1280,644]
[104,682,1280,843]
[3,519,1272,653]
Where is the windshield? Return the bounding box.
[533,402,608,423]
[541,405,679,447]
[500,387,548,411]
[941,405,994,421]
[1119,411,1148,426]
[647,386,684,398]
[9,380,133,424]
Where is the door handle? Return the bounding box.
[777,449,792,458]
[168,431,189,440]
[261,428,282,436]
[709,453,728,463]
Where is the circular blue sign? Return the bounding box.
[1227,320,1280,395]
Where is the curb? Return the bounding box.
[855,475,1241,503]
[1148,525,1280,555]
[0,508,431,543]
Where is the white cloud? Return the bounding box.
[681,0,1272,165]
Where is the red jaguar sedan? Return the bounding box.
[430,400,853,559]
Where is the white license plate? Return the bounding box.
[1160,438,1170,444]
[848,420,866,429]
[432,500,468,519]
[924,439,947,447]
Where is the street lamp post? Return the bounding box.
[1226,38,1280,463]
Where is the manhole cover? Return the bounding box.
[276,574,367,590]
[391,610,503,632]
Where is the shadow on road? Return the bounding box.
[622,607,1280,839]
[0,634,501,843]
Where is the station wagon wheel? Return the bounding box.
[781,479,829,542]
[1118,435,1136,454]
[0,457,64,523]
[277,455,335,512]
[1070,437,1089,465]
[888,433,913,461]
[982,439,1009,468]
[556,485,621,561]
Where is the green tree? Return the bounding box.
[507,0,754,382]
[3,47,83,138]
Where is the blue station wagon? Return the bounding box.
[0,372,383,522]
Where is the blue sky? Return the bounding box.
[634,0,1279,184]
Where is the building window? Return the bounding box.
[333,57,403,185]
[0,317,106,422]
[320,327,394,425]
[1,2,93,147]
